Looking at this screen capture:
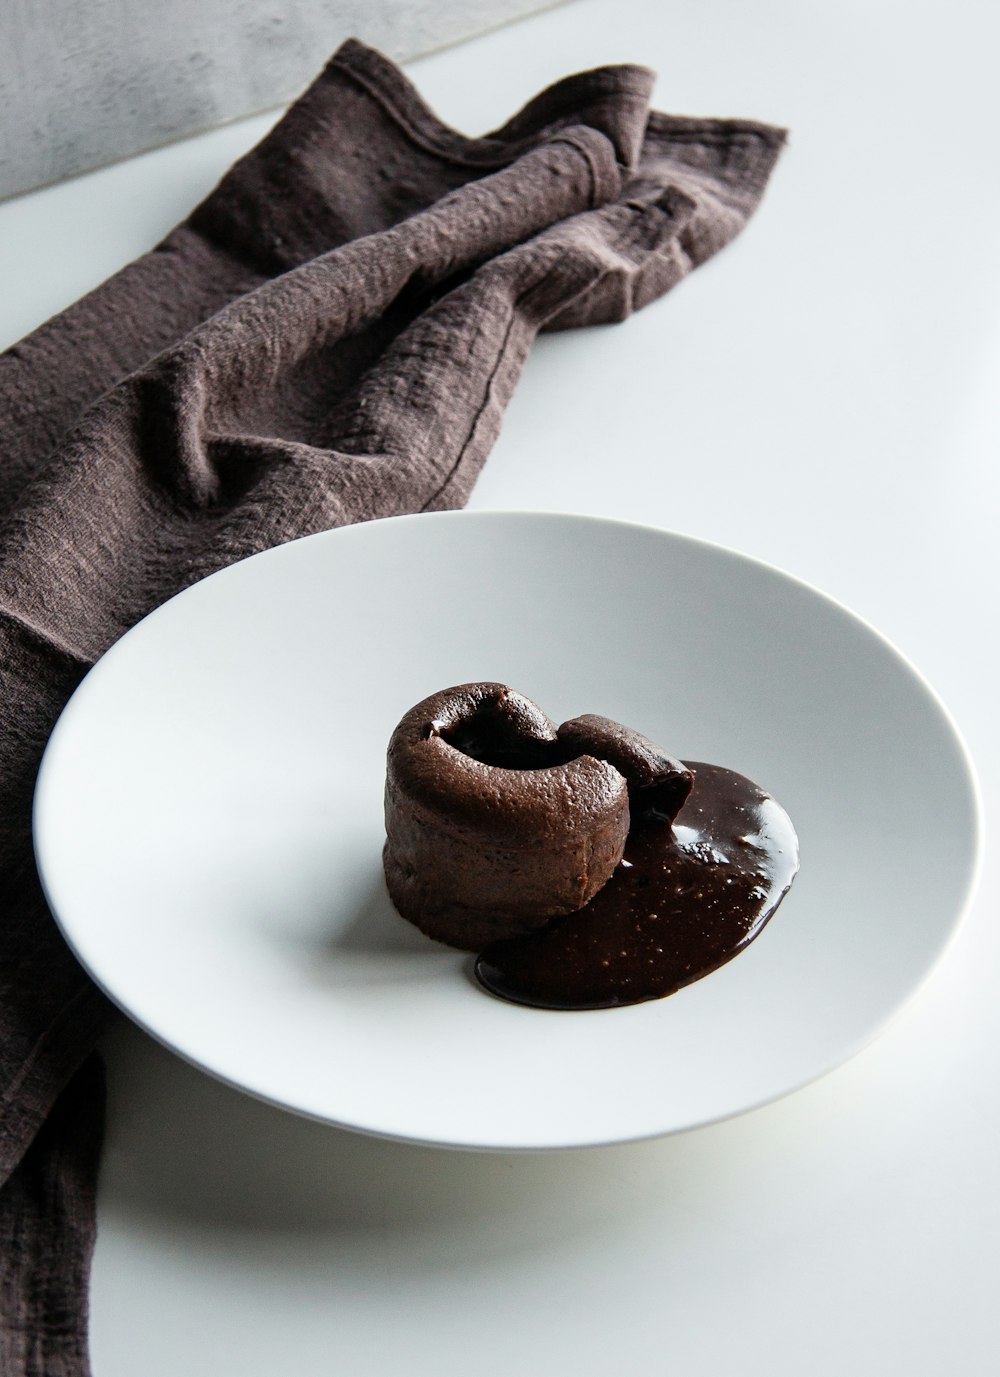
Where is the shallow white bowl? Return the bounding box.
[34,512,981,1149]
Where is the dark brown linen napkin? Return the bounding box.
[0,39,785,1375]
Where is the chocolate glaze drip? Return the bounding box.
[475,762,798,1010]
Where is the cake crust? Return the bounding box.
[383,683,630,949]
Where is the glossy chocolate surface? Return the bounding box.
[475,761,798,1010]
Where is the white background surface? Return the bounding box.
[2,0,998,1372]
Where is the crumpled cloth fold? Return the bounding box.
[0,38,785,1375]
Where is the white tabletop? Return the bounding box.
[3,1,998,1372]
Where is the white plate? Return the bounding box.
[34,512,981,1150]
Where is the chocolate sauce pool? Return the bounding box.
[475,762,798,1010]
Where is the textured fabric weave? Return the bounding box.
[0,40,785,1374]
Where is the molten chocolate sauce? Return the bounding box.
[475,762,798,1010]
